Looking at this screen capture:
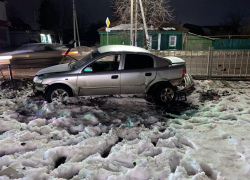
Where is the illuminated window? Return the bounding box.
[169,36,177,47]
[47,34,52,43]
[40,34,52,43]
[40,34,46,43]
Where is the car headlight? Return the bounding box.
[0,56,12,60]
[36,78,43,83]
[34,77,43,84]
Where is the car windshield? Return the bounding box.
[72,50,100,69]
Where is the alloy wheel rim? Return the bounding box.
[51,89,69,102]
[160,88,174,102]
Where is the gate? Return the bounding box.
[151,48,250,79]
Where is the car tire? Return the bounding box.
[154,84,176,105]
[46,85,73,103]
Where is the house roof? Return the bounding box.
[98,20,188,32]
[188,32,216,40]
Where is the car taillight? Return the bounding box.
[62,51,78,56]
[182,68,186,78]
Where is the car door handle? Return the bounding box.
[111,75,119,79]
[145,73,152,76]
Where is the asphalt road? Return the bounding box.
[0,56,83,79]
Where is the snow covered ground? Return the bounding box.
[0,79,250,180]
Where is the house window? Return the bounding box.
[169,36,177,47]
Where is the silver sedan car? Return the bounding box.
[33,45,192,104]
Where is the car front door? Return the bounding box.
[120,53,156,94]
[77,54,121,96]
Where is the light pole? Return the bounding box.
[73,0,76,47]
[73,0,80,47]
[130,0,133,46]
[135,0,138,47]
[138,0,150,50]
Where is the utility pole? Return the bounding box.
[73,0,76,47]
[130,0,134,46]
[73,0,80,47]
[75,13,80,46]
[138,0,150,50]
[135,0,138,47]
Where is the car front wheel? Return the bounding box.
[46,85,73,103]
[155,84,176,104]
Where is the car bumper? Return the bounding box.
[177,73,194,92]
[34,83,48,92]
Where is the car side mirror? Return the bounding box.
[84,67,93,72]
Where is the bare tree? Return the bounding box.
[39,0,82,44]
[220,10,246,35]
[241,17,250,35]
[110,0,174,46]
[50,0,73,44]
[110,0,174,27]
[220,1,250,36]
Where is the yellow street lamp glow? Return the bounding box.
[0,56,12,60]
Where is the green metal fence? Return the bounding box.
[213,39,250,49]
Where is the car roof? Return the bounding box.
[21,43,65,47]
[97,45,152,54]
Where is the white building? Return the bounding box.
[0,0,10,47]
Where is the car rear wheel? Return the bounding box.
[46,85,73,103]
[155,84,176,104]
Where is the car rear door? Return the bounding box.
[120,53,156,94]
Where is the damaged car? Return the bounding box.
[33,45,193,104]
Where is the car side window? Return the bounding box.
[124,54,154,70]
[83,54,121,73]
[34,45,46,52]
[44,46,53,51]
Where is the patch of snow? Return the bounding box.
[0,79,249,179]
[163,27,176,31]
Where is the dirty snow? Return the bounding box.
[0,79,249,180]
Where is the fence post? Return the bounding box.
[210,47,214,79]
[207,47,211,79]
[207,47,214,79]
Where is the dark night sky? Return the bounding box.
[5,0,250,30]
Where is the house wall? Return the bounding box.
[0,1,7,21]
[0,1,10,47]
[184,34,213,50]
[213,39,250,49]
[160,34,182,50]
[100,32,131,46]
[9,31,40,46]
[99,31,185,50]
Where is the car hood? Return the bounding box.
[35,63,71,76]
[0,50,33,56]
[164,56,185,64]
